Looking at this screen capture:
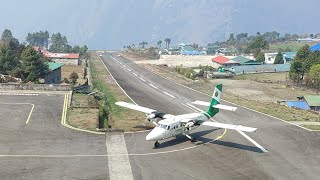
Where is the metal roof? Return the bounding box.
[311,43,320,51]
[47,62,63,71]
[212,56,230,64]
[285,101,310,110]
[231,56,261,65]
[229,64,290,75]
[304,95,320,106]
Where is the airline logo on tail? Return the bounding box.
[207,84,222,117]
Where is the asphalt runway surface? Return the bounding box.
[0,93,108,179]
[100,52,320,180]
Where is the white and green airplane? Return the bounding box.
[116,84,257,148]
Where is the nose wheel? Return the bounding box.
[185,134,197,142]
[154,141,160,148]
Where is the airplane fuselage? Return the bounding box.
[146,112,208,141]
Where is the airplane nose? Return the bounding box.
[146,128,162,141]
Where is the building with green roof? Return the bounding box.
[231,56,262,65]
[303,95,320,111]
[44,62,63,84]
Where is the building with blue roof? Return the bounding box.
[310,43,320,51]
[284,101,310,110]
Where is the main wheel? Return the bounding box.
[191,137,197,142]
[154,141,160,148]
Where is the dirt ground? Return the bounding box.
[138,64,320,124]
[61,65,86,85]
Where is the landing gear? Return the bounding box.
[191,137,197,142]
[154,141,160,148]
[185,134,197,142]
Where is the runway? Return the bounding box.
[100,52,320,180]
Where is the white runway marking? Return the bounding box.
[133,73,138,76]
[186,103,204,112]
[149,84,159,89]
[181,103,197,112]
[163,92,176,99]
[139,78,146,82]
[106,133,134,180]
[0,93,39,96]
[127,69,132,72]
[237,130,268,153]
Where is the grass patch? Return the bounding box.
[89,52,151,131]
[269,42,317,52]
[67,108,99,131]
[303,125,320,131]
[67,93,100,131]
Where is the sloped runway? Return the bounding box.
[100,52,320,180]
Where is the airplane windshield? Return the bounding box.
[157,124,167,129]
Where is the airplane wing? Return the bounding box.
[201,121,257,132]
[192,101,237,111]
[115,101,157,114]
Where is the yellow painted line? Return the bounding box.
[61,94,67,125]
[60,94,104,135]
[25,104,35,124]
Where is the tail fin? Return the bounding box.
[206,84,222,117]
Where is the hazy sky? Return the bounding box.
[1,0,320,49]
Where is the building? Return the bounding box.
[33,47,80,65]
[44,62,63,84]
[310,43,320,51]
[282,101,310,110]
[265,52,296,64]
[211,56,239,68]
[231,56,262,66]
[303,95,320,111]
[46,52,80,65]
[229,64,290,75]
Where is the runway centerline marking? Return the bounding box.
[133,73,138,76]
[237,130,268,153]
[149,84,159,89]
[0,102,35,124]
[163,92,176,99]
[139,77,146,82]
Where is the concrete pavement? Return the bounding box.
[100,52,320,180]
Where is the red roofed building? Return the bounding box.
[211,56,239,68]
[33,47,80,65]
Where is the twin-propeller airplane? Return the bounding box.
[116,84,257,148]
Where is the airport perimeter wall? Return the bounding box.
[0,83,72,91]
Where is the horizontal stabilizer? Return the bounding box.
[192,101,237,111]
[201,121,257,132]
[115,102,156,114]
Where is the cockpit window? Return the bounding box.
[157,124,167,129]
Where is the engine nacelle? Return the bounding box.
[185,121,195,131]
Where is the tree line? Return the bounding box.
[0,29,49,82]
[289,44,320,90]
[123,37,171,49]
[26,31,88,58]
[0,29,89,83]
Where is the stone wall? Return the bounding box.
[0,83,72,91]
[52,58,79,65]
